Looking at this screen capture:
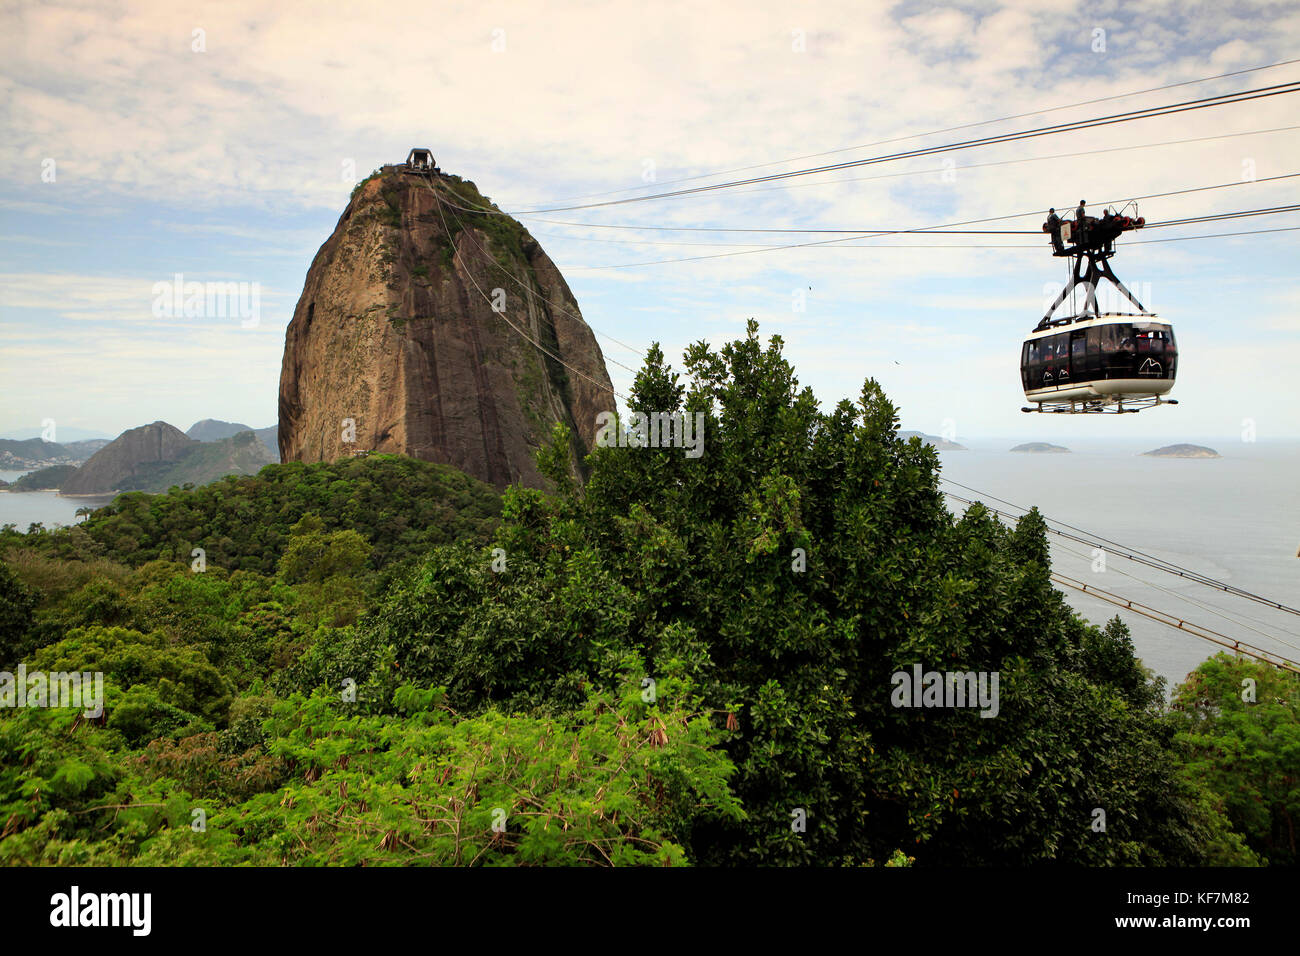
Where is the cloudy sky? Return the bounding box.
[2,0,1297,444]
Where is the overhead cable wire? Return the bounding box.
[566,175,1300,269]
[1145,204,1300,227]
[940,487,1300,672]
[939,481,1300,616]
[512,57,1300,206]
[513,83,1300,213]
[532,210,1299,250]
[1050,537,1300,651]
[517,125,1300,214]
[1130,225,1300,244]
[1049,571,1300,675]
[713,125,1300,200]
[473,173,1299,238]
[435,126,1300,220]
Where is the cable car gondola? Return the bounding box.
[1021,202,1178,414]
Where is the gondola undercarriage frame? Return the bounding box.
[1022,393,1178,414]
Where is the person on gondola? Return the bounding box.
[1100,207,1116,251]
[1046,208,1064,254]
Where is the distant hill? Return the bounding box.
[188,419,278,459]
[187,418,254,441]
[63,439,111,459]
[1143,443,1221,459]
[61,423,279,495]
[1011,442,1070,454]
[0,437,103,470]
[0,438,68,470]
[254,425,278,459]
[61,422,199,495]
[8,464,80,491]
[149,430,276,489]
[899,431,966,451]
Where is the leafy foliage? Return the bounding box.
[299,322,1248,865]
[8,464,78,491]
[1170,654,1300,865]
[0,323,1271,866]
[1,454,500,575]
[0,680,739,866]
[0,559,37,665]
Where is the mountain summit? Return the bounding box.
[277,162,614,490]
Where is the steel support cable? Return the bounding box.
[437,173,1299,246]
[1049,571,1300,675]
[513,83,1300,214]
[533,212,1298,250]
[942,489,1300,617]
[442,92,1300,223]
[562,175,1300,269]
[1130,225,1300,244]
[527,226,1300,252]
[513,57,1300,206]
[1145,204,1300,227]
[704,126,1300,202]
[516,125,1300,217]
[436,126,1300,222]
[939,483,1300,616]
[1050,537,1300,651]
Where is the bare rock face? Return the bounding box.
[277,168,615,489]
[61,422,197,494]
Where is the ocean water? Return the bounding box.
[936,438,1300,695]
[3,444,1298,695]
[0,471,116,531]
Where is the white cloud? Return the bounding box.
[1,0,1298,436]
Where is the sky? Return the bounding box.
[1,0,1297,446]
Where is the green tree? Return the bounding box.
[277,515,372,584]
[0,559,37,666]
[332,322,1228,865]
[31,626,233,744]
[68,455,501,574]
[1170,654,1300,865]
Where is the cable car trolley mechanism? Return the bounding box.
[1021,200,1178,414]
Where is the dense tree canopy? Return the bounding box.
[0,322,1277,866]
[278,322,1254,865]
[1169,654,1300,865]
[0,454,501,575]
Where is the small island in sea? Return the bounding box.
[1011,442,1070,453]
[899,431,966,451]
[1142,443,1221,459]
